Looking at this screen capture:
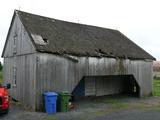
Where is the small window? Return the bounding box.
[13,35,17,54]
[13,35,16,45]
[13,66,17,86]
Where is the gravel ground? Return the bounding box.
[1,96,160,120]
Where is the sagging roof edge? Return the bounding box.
[36,50,155,61]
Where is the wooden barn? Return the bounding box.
[2,10,155,111]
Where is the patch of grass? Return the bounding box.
[111,102,129,109]
[43,116,58,120]
[96,98,129,109]
[0,70,3,83]
[153,79,160,96]
[95,97,119,104]
[102,98,119,104]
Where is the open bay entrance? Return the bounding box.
[72,75,140,98]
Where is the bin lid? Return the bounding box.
[60,91,71,95]
[44,92,58,96]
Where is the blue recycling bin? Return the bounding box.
[43,92,58,114]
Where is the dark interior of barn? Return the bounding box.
[72,75,140,99]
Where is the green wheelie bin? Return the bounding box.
[57,92,71,112]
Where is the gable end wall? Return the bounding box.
[2,13,35,58]
[3,13,37,110]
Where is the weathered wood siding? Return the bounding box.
[3,54,37,110]
[3,13,35,57]
[35,53,153,110]
[85,76,127,96]
[85,58,153,96]
[3,14,37,110]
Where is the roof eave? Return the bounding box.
[37,50,156,61]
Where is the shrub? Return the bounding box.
[0,62,2,71]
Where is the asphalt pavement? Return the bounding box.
[1,96,160,120]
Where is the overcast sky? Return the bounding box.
[0,0,160,62]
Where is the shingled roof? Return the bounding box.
[16,10,155,60]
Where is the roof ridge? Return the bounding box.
[16,10,118,32]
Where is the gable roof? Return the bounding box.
[3,10,156,60]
